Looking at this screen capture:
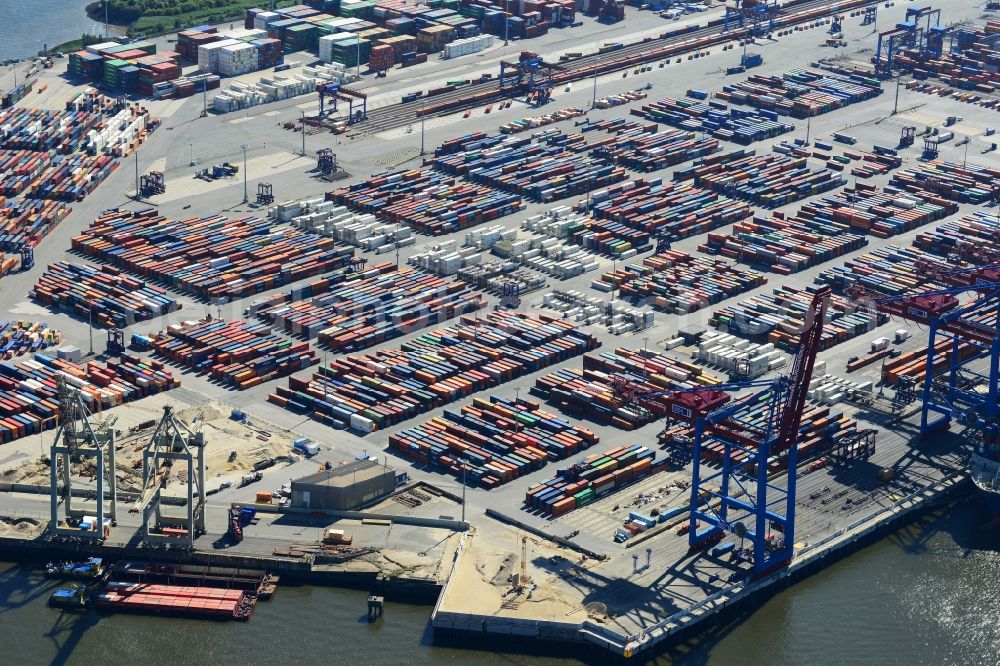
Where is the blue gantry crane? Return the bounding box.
[723,0,779,35]
[614,286,831,575]
[499,51,556,104]
[852,260,1000,440]
[874,6,945,78]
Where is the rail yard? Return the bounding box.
[0,0,998,659]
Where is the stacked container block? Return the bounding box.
[388,395,599,489]
[0,352,177,443]
[31,262,180,329]
[153,319,317,390]
[711,285,888,351]
[524,445,657,516]
[251,262,485,351]
[71,209,354,300]
[329,168,523,235]
[268,311,599,432]
[599,250,768,311]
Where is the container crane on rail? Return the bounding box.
[846,258,1000,437]
[612,286,831,575]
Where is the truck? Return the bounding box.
[323,528,354,545]
[614,521,646,542]
[292,437,320,456]
[628,511,657,529]
[130,333,153,350]
[240,471,263,487]
[871,337,890,353]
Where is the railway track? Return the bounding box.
[352,0,875,137]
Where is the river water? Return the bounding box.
[0,0,110,60]
[0,496,996,666]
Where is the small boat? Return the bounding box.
[49,585,90,609]
[45,557,105,580]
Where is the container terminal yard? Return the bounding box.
[0,0,998,659]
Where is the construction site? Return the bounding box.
[0,0,997,659]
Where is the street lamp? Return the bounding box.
[300,111,306,156]
[241,144,249,203]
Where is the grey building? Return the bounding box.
[290,459,397,511]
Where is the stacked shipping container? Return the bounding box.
[683,151,846,209]
[268,311,599,432]
[524,445,657,516]
[250,263,485,351]
[531,349,723,429]
[31,262,180,328]
[598,250,768,311]
[0,352,177,443]
[710,285,888,351]
[388,395,599,488]
[153,319,318,390]
[329,168,523,235]
[716,69,882,118]
[71,209,354,300]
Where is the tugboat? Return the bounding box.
[45,557,105,580]
[48,585,91,609]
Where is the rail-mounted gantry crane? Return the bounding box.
[847,258,1000,443]
[613,286,831,575]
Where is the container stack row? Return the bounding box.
[71,209,354,300]
[587,177,754,241]
[213,63,358,112]
[524,445,657,516]
[598,127,721,173]
[498,107,586,134]
[18,154,118,202]
[531,349,721,429]
[700,216,868,274]
[711,285,888,351]
[769,183,956,241]
[566,217,651,256]
[0,321,61,358]
[683,151,846,209]
[0,199,71,255]
[0,96,122,152]
[250,263,485,351]
[686,397,860,473]
[152,319,317,390]
[31,262,180,329]
[433,132,628,203]
[632,96,795,145]
[888,161,999,204]
[0,352,177,443]
[894,25,1000,96]
[276,197,414,252]
[0,150,53,197]
[329,168,523,235]
[881,338,980,387]
[913,211,1000,259]
[68,40,189,96]
[815,244,952,297]
[598,250,768,311]
[716,69,882,118]
[268,311,599,433]
[388,395,599,489]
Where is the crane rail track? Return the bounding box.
[348,0,874,136]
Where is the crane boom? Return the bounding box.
[610,286,832,574]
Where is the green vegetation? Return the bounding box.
[84,0,299,38]
[47,34,111,56]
